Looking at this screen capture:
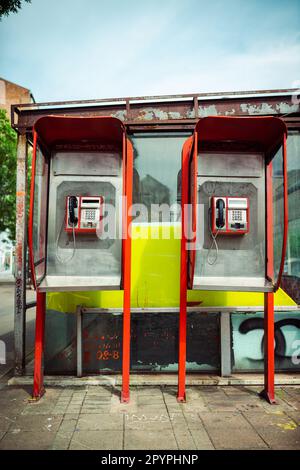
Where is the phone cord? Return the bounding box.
[207,209,219,265]
[55,218,76,264]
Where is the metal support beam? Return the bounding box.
[260,292,276,404]
[14,134,28,375]
[220,312,232,377]
[76,305,82,377]
[121,140,133,403]
[32,291,46,399]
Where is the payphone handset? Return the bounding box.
[65,195,104,233]
[210,196,249,236]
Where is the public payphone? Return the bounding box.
[29,116,133,402]
[178,116,288,403]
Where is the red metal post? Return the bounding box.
[32,291,46,399]
[262,292,275,403]
[261,162,276,404]
[121,139,133,403]
[177,137,193,402]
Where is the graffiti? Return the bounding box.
[239,317,300,360]
[232,313,300,371]
[96,349,120,361]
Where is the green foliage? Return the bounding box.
[0,0,31,20]
[0,109,17,240]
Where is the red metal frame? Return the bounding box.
[261,162,276,403]
[29,116,132,402]
[178,116,288,404]
[32,291,46,399]
[178,137,193,402]
[121,139,133,403]
[28,130,37,290]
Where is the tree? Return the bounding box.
[0,109,17,240]
[0,0,31,20]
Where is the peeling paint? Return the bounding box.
[186,109,196,119]
[138,108,169,121]
[240,102,275,115]
[225,108,236,116]
[276,102,300,114]
[168,111,182,119]
[199,105,218,117]
[111,110,126,121]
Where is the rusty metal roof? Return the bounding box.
[11,88,300,134]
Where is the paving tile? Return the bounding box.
[59,415,78,432]
[0,415,13,432]
[182,412,205,429]
[77,413,123,431]
[189,428,215,450]
[207,401,239,412]
[137,395,165,405]
[21,405,57,416]
[283,387,300,399]
[124,429,177,450]
[243,410,300,449]
[8,414,63,433]
[56,397,71,404]
[66,406,82,414]
[86,389,112,397]
[110,397,138,415]
[285,411,300,426]
[81,403,111,411]
[51,431,73,450]
[84,398,111,405]
[171,413,214,449]
[199,411,268,450]
[173,430,196,450]
[182,403,212,412]
[0,431,55,450]
[69,430,123,450]
[136,387,163,396]
[60,390,74,397]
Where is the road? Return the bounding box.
[0,284,36,378]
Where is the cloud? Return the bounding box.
[0,0,299,100]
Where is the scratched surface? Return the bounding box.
[44,311,220,374]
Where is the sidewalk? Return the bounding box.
[0,384,299,450]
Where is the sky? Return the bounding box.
[0,0,300,102]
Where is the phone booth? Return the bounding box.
[29,116,133,402]
[178,116,288,403]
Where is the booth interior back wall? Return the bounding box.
[44,311,220,374]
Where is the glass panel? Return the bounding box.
[281,132,300,303]
[32,146,48,283]
[131,133,190,222]
[272,146,284,284]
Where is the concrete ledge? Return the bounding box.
[8,373,300,388]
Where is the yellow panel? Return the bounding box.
[47,223,297,312]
